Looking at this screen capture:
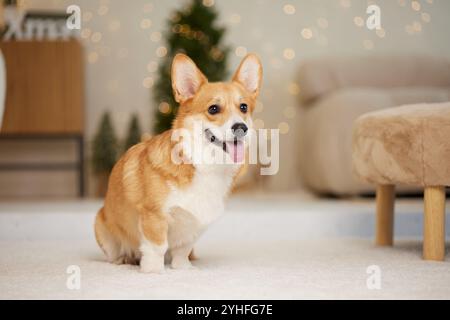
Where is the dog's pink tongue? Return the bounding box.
[226,141,244,163]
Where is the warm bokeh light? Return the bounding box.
[156,46,168,58]
[301,28,313,40]
[150,31,162,42]
[230,13,241,24]
[283,106,296,119]
[376,28,386,38]
[283,4,296,15]
[278,122,290,134]
[253,119,265,129]
[283,48,295,60]
[288,83,300,95]
[353,16,364,27]
[202,0,215,8]
[235,46,247,57]
[140,19,152,30]
[158,102,171,114]
[80,28,92,39]
[98,5,109,16]
[88,51,99,64]
[142,77,154,89]
[421,13,431,23]
[411,1,421,11]
[147,61,158,73]
[91,32,102,43]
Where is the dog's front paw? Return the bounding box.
[140,257,165,274]
[171,258,195,270]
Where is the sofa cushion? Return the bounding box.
[298,55,450,104]
[389,87,450,105]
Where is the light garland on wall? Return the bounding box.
[15,0,434,135]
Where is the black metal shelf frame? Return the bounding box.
[0,133,85,197]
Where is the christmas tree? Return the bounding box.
[123,114,142,152]
[92,112,118,175]
[3,1,18,6]
[153,0,230,133]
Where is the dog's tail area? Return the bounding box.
[94,207,121,263]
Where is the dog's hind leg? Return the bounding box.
[139,212,168,273]
[95,208,123,264]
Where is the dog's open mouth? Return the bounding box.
[205,129,245,163]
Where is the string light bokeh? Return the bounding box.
[16,0,449,189]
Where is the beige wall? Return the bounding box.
[2,0,450,197]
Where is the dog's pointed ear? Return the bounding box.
[232,54,263,97]
[171,54,208,104]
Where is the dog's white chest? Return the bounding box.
[164,165,237,247]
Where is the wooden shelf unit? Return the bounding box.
[0,40,85,197]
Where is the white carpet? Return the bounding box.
[0,193,449,300]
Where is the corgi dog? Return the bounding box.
[94,53,262,273]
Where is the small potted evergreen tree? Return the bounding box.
[92,112,118,197]
[123,114,142,153]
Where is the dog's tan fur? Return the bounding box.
[94,53,262,271]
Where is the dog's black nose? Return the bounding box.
[231,123,248,137]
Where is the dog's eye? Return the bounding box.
[240,103,248,114]
[208,105,220,115]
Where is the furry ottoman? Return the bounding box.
[352,102,450,261]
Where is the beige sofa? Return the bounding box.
[298,55,450,195]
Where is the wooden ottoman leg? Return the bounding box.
[376,184,395,246]
[423,186,446,261]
